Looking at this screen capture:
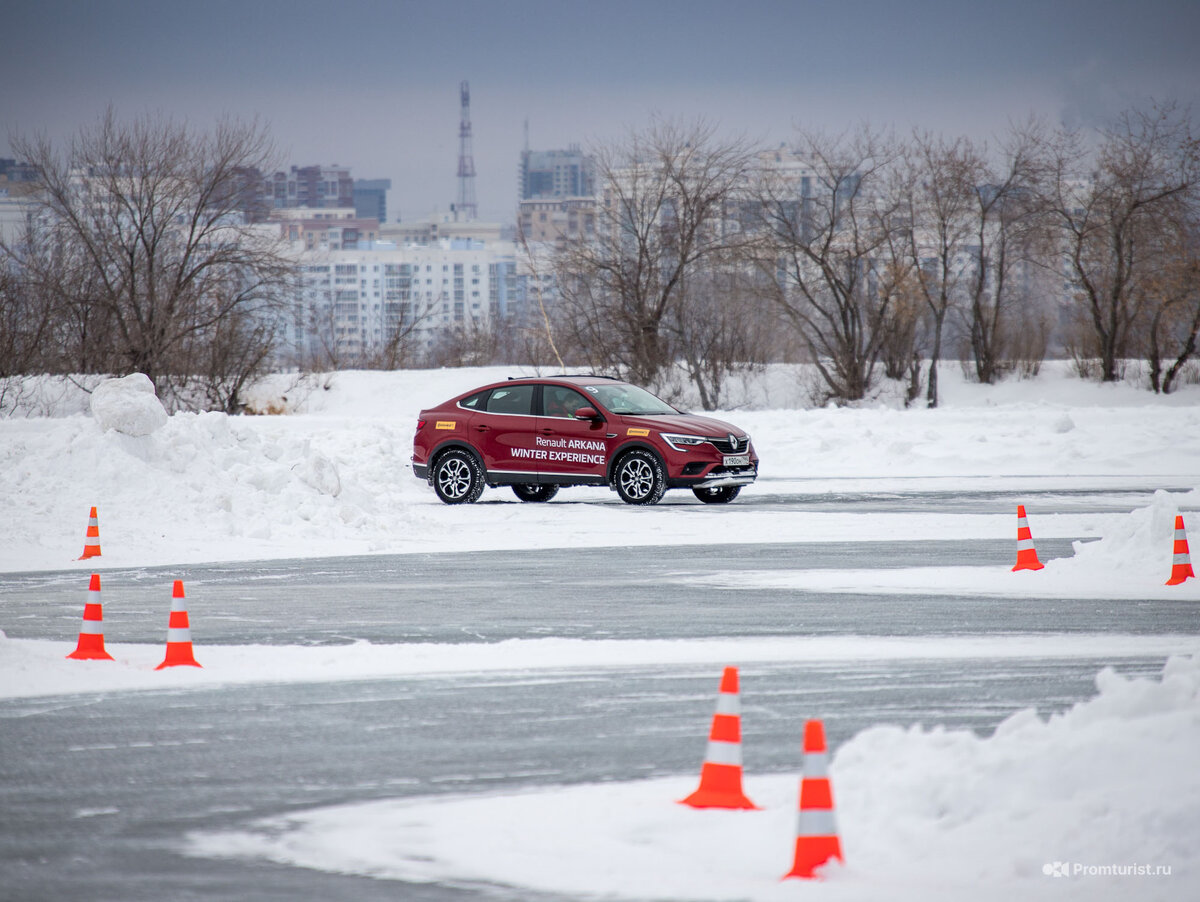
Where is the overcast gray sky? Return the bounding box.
[4,0,1198,221]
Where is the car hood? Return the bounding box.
[616,412,748,439]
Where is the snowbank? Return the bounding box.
[1,364,1198,574]
[184,654,1200,901]
[4,631,1196,701]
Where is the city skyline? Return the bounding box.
[4,0,1198,222]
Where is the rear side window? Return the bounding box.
[459,390,490,410]
[485,385,534,415]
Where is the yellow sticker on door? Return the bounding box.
[626,428,650,437]
[435,421,457,430]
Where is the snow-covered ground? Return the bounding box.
[1,362,1198,574]
[2,362,1199,900]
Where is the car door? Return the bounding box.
[469,383,539,479]
[535,385,611,483]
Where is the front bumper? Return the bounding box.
[666,464,758,490]
[692,471,757,488]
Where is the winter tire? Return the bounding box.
[614,449,667,505]
[692,485,742,504]
[512,484,559,503]
[432,449,485,504]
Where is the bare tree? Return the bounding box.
[895,132,985,406]
[753,128,907,403]
[6,108,295,410]
[554,118,757,390]
[425,316,501,368]
[1145,214,1200,393]
[0,250,58,378]
[515,227,565,370]
[960,122,1051,384]
[877,261,927,405]
[668,262,774,409]
[1042,103,1200,382]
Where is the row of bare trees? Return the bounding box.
[3,105,1197,413]
[535,106,1200,406]
[1,109,296,412]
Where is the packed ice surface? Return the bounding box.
[182,654,1200,902]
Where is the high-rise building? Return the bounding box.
[268,165,354,210]
[354,179,391,223]
[519,146,594,200]
[516,145,596,246]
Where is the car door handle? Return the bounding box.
[475,425,490,432]
[540,428,555,435]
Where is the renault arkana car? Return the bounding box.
[412,375,758,505]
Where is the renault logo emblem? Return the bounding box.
[728,433,737,447]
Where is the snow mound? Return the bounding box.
[836,653,1200,898]
[89,373,168,436]
[185,655,1200,901]
[1062,489,1189,579]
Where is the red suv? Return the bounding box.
[412,375,758,505]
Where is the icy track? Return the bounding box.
[2,364,1199,900]
[183,654,1200,902]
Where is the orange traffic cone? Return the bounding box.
[78,506,101,560]
[679,666,758,810]
[67,573,114,661]
[783,719,844,880]
[155,580,201,669]
[1166,514,1195,585]
[1012,504,1044,571]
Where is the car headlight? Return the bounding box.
[661,433,709,452]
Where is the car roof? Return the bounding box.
[495,374,623,388]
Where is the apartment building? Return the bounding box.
[284,239,530,365]
[272,207,380,250]
[516,145,597,247]
[268,165,354,210]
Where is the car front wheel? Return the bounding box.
[432,449,485,504]
[512,484,559,502]
[692,485,742,504]
[613,449,666,505]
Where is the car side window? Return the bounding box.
[459,390,489,410]
[540,386,589,419]
[485,385,534,415]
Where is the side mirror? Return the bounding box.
[574,406,601,420]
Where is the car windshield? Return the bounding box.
[583,383,679,416]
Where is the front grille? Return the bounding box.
[709,436,748,454]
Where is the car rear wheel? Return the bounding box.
[512,484,559,503]
[614,449,666,505]
[432,449,484,504]
[692,485,741,504]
